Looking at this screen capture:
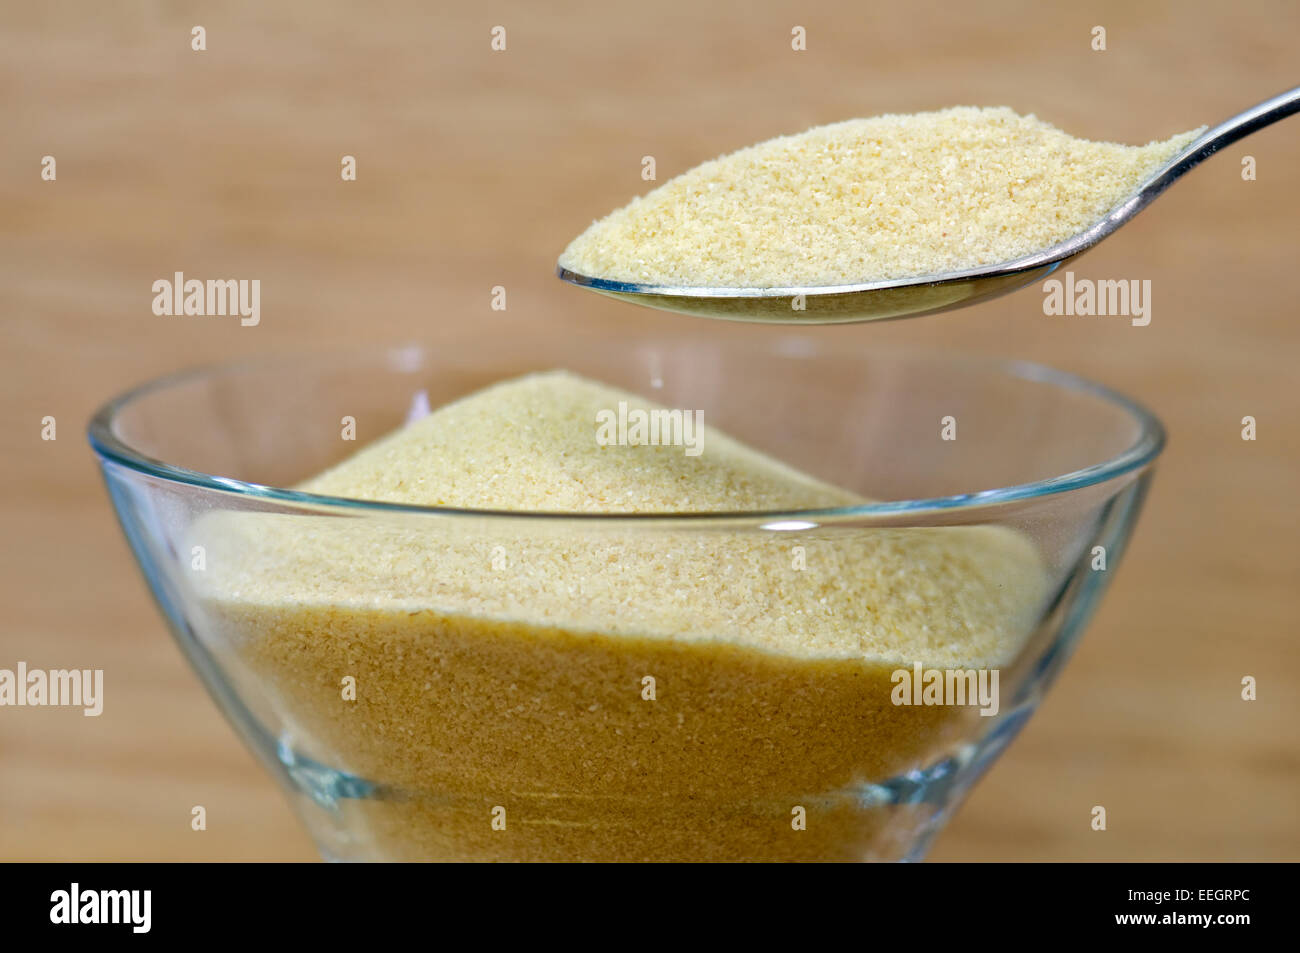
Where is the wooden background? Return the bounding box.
[1,0,1297,861]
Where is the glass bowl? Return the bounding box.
[87,333,1163,862]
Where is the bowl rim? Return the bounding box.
[86,343,1166,524]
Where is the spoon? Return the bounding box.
[557,85,1300,324]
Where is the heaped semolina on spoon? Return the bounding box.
[558,89,1300,322]
[561,108,1199,288]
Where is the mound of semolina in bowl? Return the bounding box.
[187,371,1049,861]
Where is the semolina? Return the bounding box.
[190,371,1050,860]
[558,107,1203,287]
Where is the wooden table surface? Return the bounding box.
[2,0,1297,861]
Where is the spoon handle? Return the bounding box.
[1180,85,1300,170]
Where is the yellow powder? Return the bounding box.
[302,371,862,514]
[558,107,1203,287]
[190,371,1050,860]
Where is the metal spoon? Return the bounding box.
[557,86,1300,324]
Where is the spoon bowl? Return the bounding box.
[558,86,1300,324]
